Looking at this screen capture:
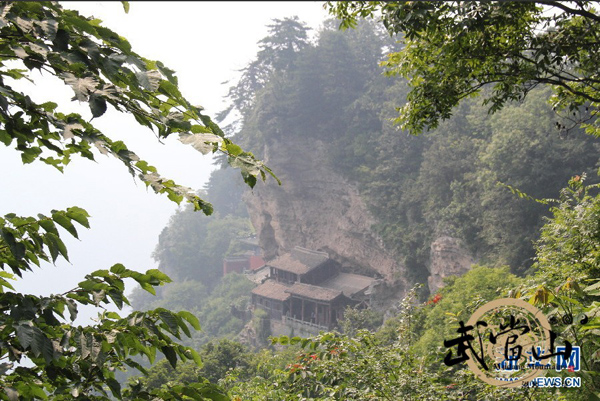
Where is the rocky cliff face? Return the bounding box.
[427,236,475,293]
[244,135,408,291]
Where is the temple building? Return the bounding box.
[223,237,265,275]
[251,247,378,333]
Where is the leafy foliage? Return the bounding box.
[0,207,210,399]
[534,175,600,284]
[338,306,383,337]
[411,266,522,357]
[327,1,600,136]
[227,330,541,400]
[133,339,252,390]
[131,273,255,352]
[219,17,310,123]
[0,1,275,215]
[516,178,600,398]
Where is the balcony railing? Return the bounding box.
[283,315,329,332]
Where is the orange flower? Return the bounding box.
[427,293,442,305]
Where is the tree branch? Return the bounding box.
[539,1,600,24]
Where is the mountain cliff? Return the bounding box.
[245,135,406,286]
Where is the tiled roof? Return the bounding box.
[251,280,291,301]
[321,273,376,298]
[268,246,329,275]
[285,282,344,302]
[292,247,329,268]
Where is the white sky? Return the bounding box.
[2,1,328,319]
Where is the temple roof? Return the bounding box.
[268,247,330,275]
[285,282,345,302]
[321,272,376,298]
[251,280,291,302]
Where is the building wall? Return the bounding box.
[300,260,339,285]
[223,258,249,275]
[249,255,265,271]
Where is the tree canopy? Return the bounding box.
[327,1,600,136]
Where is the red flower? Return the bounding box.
[428,293,443,305]
[289,363,305,373]
[568,365,575,372]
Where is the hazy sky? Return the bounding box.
[3,2,328,318]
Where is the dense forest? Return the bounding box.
[128,12,600,400]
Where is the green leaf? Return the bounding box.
[89,93,107,118]
[20,147,42,164]
[108,289,124,309]
[40,101,57,112]
[188,347,203,367]
[194,383,231,401]
[110,263,127,275]
[52,212,78,238]
[0,278,15,292]
[139,281,156,295]
[106,377,121,398]
[1,229,25,260]
[158,80,183,103]
[66,299,78,321]
[190,124,212,134]
[38,218,58,235]
[121,1,130,13]
[29,384,48,400]
[157,310,179,334]
[226,143,243,156]
[45,232,68,262]
[16,324,34,349]
[66,207,90,228]
[161,345,178,368]
[146,268,171,283]
[178,311,201,331]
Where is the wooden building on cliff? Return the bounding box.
[251,247,377,331]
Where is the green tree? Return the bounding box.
[327,1,600,136]
[534,175,600,284]
[220,17,310,122]
[0,2,275,399]
[513,176,600,398]
[151,205,253,286]
[411,266,522,357]
[133,339,252,390]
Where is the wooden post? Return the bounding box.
[301,298,305,322]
